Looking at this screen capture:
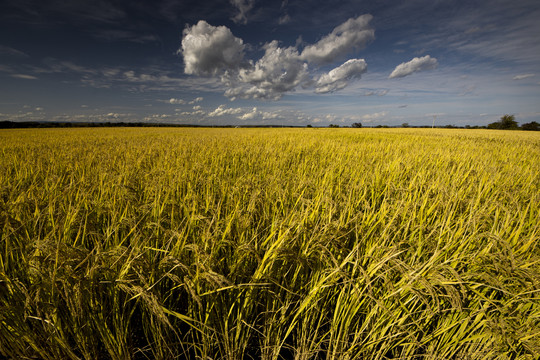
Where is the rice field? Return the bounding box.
[1,127,539,359]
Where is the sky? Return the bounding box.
[1,0,539,127]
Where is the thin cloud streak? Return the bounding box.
[513,74,535,80]
[389,56,438,79]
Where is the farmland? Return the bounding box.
[1,127,539,359]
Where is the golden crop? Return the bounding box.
[1,127,539,359]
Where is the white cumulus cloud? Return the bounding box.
[225,40,309,100]
[389,55,438,79]
[240,107,258,120]
[189,96,204,103]
[239,107,282,120]
[300,15,374,65]
[315,59,367,93]
[208,105,244,117]
[181,20,246,76]
[167,97,203,105]
[180,16,375,100]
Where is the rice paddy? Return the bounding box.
[1,127,539,359]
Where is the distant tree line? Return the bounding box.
[486,115,539,131]
[1,115,539,130]
[0,121,200,129]
[0,121,303,129]
[334,115,539,130]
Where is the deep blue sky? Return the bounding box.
[1,0,539,126]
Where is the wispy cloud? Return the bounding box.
[513,74,535,80]
[362,89,389,96]
[407,1,540,68]
[278,14,291,24]
[300,15,374,65]
[389,55,438,79]
[3,58,217,93]
[11,74,38,80]
[315,59,367,93]
[92,29,160,44]
[0,45,29,58]
[360,111,388,122]
[342,111,388,124]
[230,0,255,24]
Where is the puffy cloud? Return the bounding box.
[240,107,258,120]
[225,40,309,100]
[181,20,246,76]
[180,16,375,100]
[300,15,374,65]
[230,0,255,24]
[512,73,535,80]
[237,107,279,120]
[167,97,203,105]
[105,112,133,120]
[190,97,204,103]
[315,59,367,93]
[206,105,284,121]
[389,55,438,79]
[208,105,244,117]
[262,112,280,120]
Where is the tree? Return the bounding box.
[401,123,409,128]
[488,114,519,130]
[521,121,540,131]
[328,124,340,128]
[351,122,362,128]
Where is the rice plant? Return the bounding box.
[1,127,539,359]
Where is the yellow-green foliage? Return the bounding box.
[1,127,539,359]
